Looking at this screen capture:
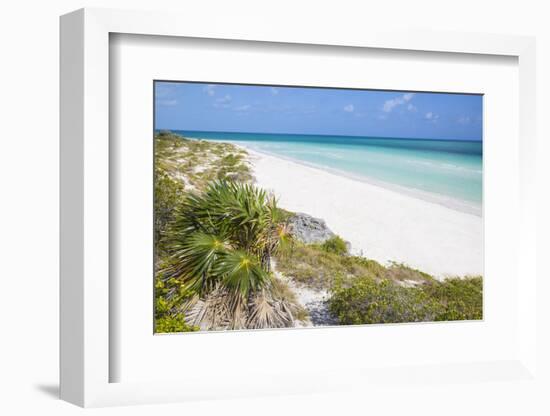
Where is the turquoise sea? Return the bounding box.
[169,130,483,212]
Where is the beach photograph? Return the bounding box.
[153,81,483,333]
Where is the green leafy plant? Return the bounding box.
[318,235,348,255]
[328,275,482,325]
[154,272,199,333]
[421,277,483,321]
[161,180,297,330]
[155,314,199,333]
[154,168,185,253]
[329,276,442,324]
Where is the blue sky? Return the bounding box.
[155,82,483,141]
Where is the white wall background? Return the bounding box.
[0,1,548,415]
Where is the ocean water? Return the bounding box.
[169,130,483,213]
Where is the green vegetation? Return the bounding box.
[154,132,262,331]
[329,275,482,325]
[165,180,289,293]
[421,276,483,321]
[155,314,199,333]
[318,235,348,255]
[154,131,253,192]
[154,268,199,333]
[276,240,482,325]
[154,131,483,332]
[275,241,435,290]
[155,168,185,254]
[161,180,299,330]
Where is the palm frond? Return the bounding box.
[164,232,230,295]
[214,250,270,297]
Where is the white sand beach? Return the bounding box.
[246,148,483,278]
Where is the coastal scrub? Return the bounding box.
[329,275,482,324]
[154,131,483,331]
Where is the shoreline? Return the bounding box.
[237,144,483,278]
[197,137,482,217]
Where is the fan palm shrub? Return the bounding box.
[161,180,296,330]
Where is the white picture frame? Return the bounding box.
[60,7,538,408]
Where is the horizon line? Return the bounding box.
[155,128,483,143]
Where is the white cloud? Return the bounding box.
[382,93,415,112]
[157,99,177,106]
[302,105,316,114]
[407,103,417,112]
[216,94,231,103]
[425,111,440,122]
[234,104,251,111]
[214,94,232,108]
[155,83,179,105]
[270,87,279,95]
[343,104,355,113]
[204,84,216,96]
[458,116,471,124]
[155,83,177,98]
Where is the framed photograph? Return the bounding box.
[60,8,539,408]
[151,81,484,334]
